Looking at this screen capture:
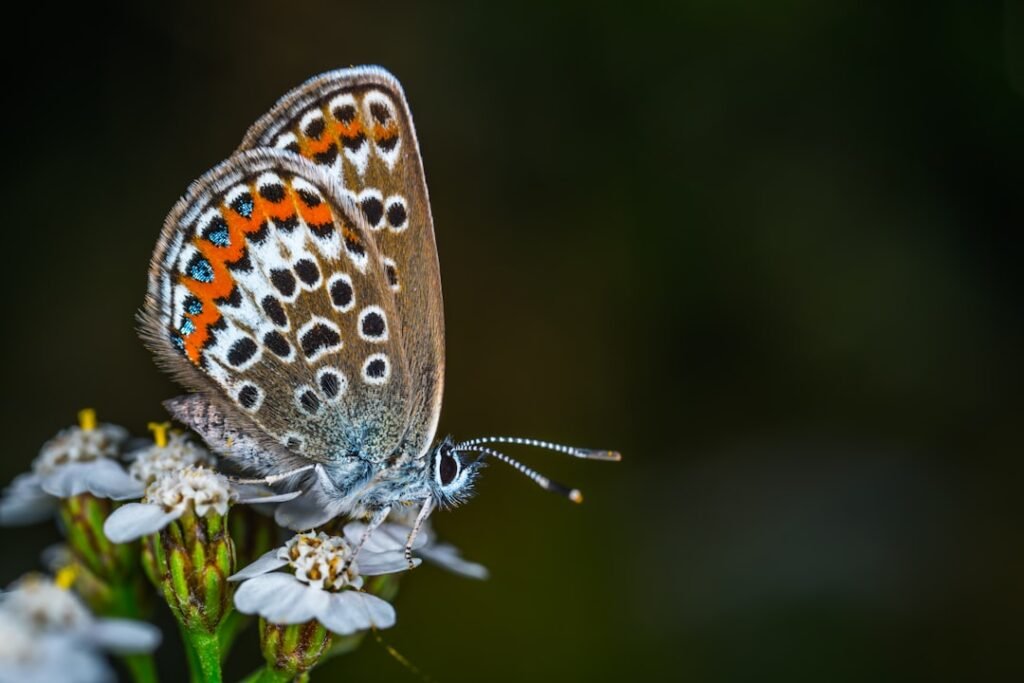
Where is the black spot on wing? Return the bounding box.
[294,259,320,286]
[297,189,321,208]
[344,231,366,258]
[263,331,291,357]
[259,184,286,203]
[361,311,386,338]
[261,296,288,327]
[228,250,253,273]
[361,197,384,227]
[300,324,341,358]
[369,102,391,124]
[274,215,298,233]
[299,390,321,414]
[249,220,270,244]
[366,357,387,379]
[202,215,231,247]
[313,144,339,166]
[231,192,255,218]
[304,117,325,140]
[319,371,341,398]
[227,337,257,367]
[330,279,353,309]
[238,384,259,409]
[342,133,366,151]
[333,104,356,123]
[309,221,334,239]
[270,269,296,297]
[215,285,242,308]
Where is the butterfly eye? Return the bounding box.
[439,452,460,486]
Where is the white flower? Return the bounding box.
[125,432,215,486]
[0,416,140,526]
[0,473,55,526]
[384,508,489,580]
[0,611,112,683]
[103,465,299,542]
[229,524,422,636]
[0,574,161,683]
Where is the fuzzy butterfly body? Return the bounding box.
[144,66,618,545]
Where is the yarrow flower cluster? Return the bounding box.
[125,431,215,486]
[287,532,361,591]
[0,574,160,683]
[231,523,419,636]
[104,465,296,542]
[0,410,141,525]
[1,411,491,681]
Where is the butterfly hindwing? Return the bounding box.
[142,149,412,465]
[239,66,444,464]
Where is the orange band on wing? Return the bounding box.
[179,183,289,365]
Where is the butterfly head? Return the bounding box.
[429,436,622,507]
[429,436,482,507]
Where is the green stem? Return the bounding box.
[108,580,142,618]
[239,667,295,683]
[179,623,203,683]
[122,653,160,683]
[107,581,159,683]
[217,609,249,660]
[185,629,223,683]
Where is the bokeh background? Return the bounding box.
[2,1,1022,681]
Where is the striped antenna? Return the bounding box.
[456,436,621,462]
[455,445,584,503]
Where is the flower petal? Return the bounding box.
[340,522,423,575]
[419,542,489,580]
[274,491,336,530]
[39,462,95,498]
[37,633,116,683]
[98,423,130,444]
[90,618,162,654]
[228,550,289,581]
[316,591,395,635]
[0,473,56,526]
[234,488,303,505]
[102,503,179,542]
[357,554,420,576]
[84,459,146,500]
[346,521,428,553]
[234,573,329,624]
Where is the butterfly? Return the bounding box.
[141,66,619,560]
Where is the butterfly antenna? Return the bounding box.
[371,626,434,683]
[456,436,621,462]
[455,445,584,503]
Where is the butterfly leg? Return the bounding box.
[345,506,392,569]
[404,497,435,568]
[225,463,317,486]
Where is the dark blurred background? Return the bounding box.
[2,1,1022,681]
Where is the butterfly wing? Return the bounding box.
[238,66,444,463]
[142,149,413,466]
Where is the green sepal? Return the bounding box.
[59,494,138,580]
[144,507,236,633]
[259,618,332,678]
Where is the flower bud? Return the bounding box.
[59,493,138,582]
[145,504,235,633]
[259,618,332,678]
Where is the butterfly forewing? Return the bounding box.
[239,66,444,463]
[142,149,412,465]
